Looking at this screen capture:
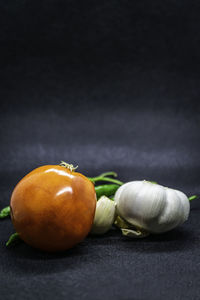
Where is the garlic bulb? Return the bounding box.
[114,181,190,234]
[91,196,116,235]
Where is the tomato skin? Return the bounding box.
[10,165,96,252]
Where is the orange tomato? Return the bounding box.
[10,165,96,252]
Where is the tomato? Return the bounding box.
[10,165,96,252]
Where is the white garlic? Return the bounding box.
[91,196,116,235]
[114,181,190,234]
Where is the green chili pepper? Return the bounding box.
[95,184,120,199]
[89,176,123,186]
[0,206,10,218]
[188,195,198,201]
[6,232,21,247]
[88,171,123,186]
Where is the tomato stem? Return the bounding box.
[60,161,78,172]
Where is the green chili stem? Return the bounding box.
[89,176,124,186]
[188,195,198,201]
[98,171,118,178]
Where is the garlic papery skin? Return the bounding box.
[91,196,116,235]
[114,181,190,234]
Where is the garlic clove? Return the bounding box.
[90,196,116,235]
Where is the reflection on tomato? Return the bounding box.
[10,165,96,252]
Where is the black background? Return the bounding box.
[0,1,200,299]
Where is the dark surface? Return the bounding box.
[0,1,200,299]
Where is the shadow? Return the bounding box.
[88,228,120,240]
[88,226,196,254]
[5,240,85,260]
[1,226,196,277]
[119,227,196,253]
[1,238,92,276]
